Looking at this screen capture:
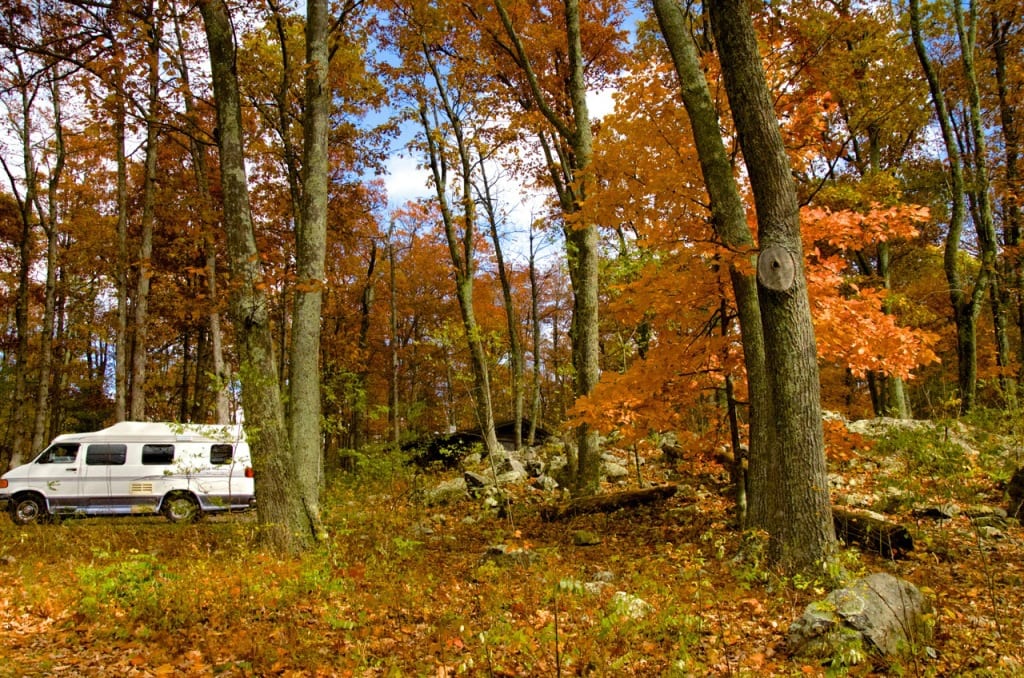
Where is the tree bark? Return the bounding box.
[387,222,401,444]
[128,0,163,422]
[909,0,992,413]
[527,225,542,447]
[708,0,836,572]
[417,81,501,458]
[956,0,1000,409]
[541,484,679,521]
[832,507,914,559]
[289,0,330,541]
[493,0,601,495]
[991,12,1023,394]
[479,160,524,451]
[199,0,313,554]
[114,85,129,423]
[4,58,37,468]
[170,1,231,423]
[652,0,771,530]
[32,68,67,452]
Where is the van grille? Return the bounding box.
[130,482,154,494]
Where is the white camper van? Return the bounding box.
[0,422,255,525]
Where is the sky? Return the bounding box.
[379,88,620,263]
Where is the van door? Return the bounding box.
[80,443,129,514]
[28,443,81,512]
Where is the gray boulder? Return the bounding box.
[609,592,653,620]
[423,477,468,506]
[464,471,491,493]
[788,573,933,664]
[532,474,559,492]
[603,461,630,483]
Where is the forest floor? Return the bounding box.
[0,418,1022,676]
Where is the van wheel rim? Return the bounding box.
[17,502,39,522]
[168,498,195,521]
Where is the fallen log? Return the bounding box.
[541,484,678,521]
[833,507,914,558]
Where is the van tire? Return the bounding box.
[10,493,49,525]
[162,492,200,523]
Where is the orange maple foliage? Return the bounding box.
[802,203,940,380]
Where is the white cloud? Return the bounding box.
[588,87,617,119]
[384,153,431,206]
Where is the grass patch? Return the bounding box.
[0,423,1022,675]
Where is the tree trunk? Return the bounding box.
[114,92,129,423]
[956,0,1001,410]
[708,0,836,572]
[387,223,401,444]
[494,0,601,495]
[288,0,330,541]
[32,73,66,451]
[199,0,314,554]
[562,0,602,496]
[417,80,501,458]
[527,225,542,447]
[480,161,524,451]
[909,0,993,414]
[832,507,914,559]
[5,57,40,468]
[171,2,231,423]
[129,0,162,422]
[992,13,1023,391]
[653,0,770,530]
[352,241,378,449]
[541,484,679,521]
[877,246,912,418]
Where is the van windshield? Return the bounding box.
[36,443,80,464]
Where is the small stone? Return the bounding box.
[610,592,653,620]
[912,504,958,520]
[572,530,602,546]
[978,525,1004,539]
[464,471,491,490]
[532,475,559,492]
[966,505,1007,519]
[423,478,468,506]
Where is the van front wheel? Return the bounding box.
[11,494,48,525]
[162,492,200,523]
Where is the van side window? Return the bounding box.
[86,444,127,466]
[210,444,234,465]
[142,444,175,465]
[38,443,79,464]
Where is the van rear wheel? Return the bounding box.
[162,492,200,523]
[11,494,48,525]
